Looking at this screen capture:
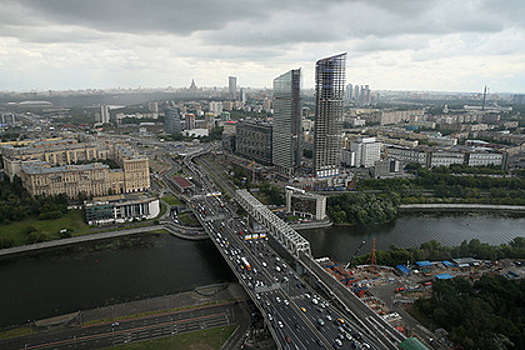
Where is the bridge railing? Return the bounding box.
[235,190,311,258]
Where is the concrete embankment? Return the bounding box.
[290,220,333,230]
[164,224,209,241]
[399,204,525,213]
[0,225,166,258]
[0,221,214,258]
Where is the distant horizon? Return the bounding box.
[1,1,524,94]
[1,85,522,96]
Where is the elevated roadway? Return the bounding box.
[233,190,405,349]
[190,194,383,350]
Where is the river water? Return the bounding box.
[0,215,524,328]
[0,234,235,327]
[300,213,525,263]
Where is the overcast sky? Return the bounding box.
[1,0,524,93]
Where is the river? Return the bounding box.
[300,213,525,263]
[0,215,524,328]
[0,234,235,328]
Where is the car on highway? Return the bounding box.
[275,296,281,303]
[278,321,284,328]
[300,307,307,313]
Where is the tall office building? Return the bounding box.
[313,53,346,178]
[185,114,196,130]
[100,105,111,124]
[164,106,182,134]
[272,69,302,176]
[240,88,247,104]
[345,84,353,102]
[229,76,237,101]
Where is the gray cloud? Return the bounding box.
[0,0,524,92]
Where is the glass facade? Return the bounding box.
[165,106,182,135]
[273,69,302,176]
[314,53,346,178]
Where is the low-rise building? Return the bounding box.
[428,151,464,167]
[285,186,327,220]
[374,159,402,178]
[84,194,160,225]
[385,145,428,166]
[350,137,382,168]
[235,120,273,166]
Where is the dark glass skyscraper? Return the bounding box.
[229,76,237,101]
[165,106,182,135]
[313,53,346,178]
[273,69,302,176]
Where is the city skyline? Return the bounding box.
[0,0,524,93]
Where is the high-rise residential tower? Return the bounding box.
[228,76,237,101]
[100,104,111,124]
[272,69,302,176]
[164,106,182,134]
[345,83,353,102]
[313,53,346,178]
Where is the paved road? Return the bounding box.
[191,195,383,350]
[1,303,237,350]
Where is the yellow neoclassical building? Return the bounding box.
[1,138,150,198]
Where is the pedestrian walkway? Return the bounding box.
[0,225,165,257]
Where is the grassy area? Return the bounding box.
[156,202,167,219]
[178,212,200,226]
[148,229,170,235]
[403,304,432,330]
[107,325,236,350]
[0,210,91,246]
[161,195,182,206]
[253,192,269,205]
[83,301,221,327]
[0,326,31,340]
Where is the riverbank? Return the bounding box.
[399,203,525,213]
[0,225,166,257]
[0,221,212,257]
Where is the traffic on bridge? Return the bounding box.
[189,193,381,350]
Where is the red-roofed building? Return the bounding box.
[172,176,195,192]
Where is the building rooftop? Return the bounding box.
[173,176,194,189]
[21,162,109,175]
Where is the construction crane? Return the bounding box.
[344,240,366,270]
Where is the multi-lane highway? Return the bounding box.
[1,303,236,350]
[190,194,381,350]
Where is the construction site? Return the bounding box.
[315,239,525,341]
